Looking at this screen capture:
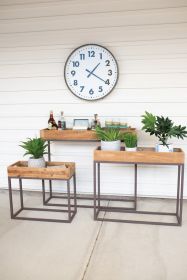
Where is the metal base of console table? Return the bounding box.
[93,161,184,227]
[44,192,137,209]
[46,139,138,208]
[8,176,77,223]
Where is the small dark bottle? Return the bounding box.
[91,114,101,129]
[48,110,58,130]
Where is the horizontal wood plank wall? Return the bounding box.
[0,0,187,197]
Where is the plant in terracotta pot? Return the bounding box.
[95,126,121,151]
[123,133,138,151]
[20,137,48,167]
[141,111,187,152]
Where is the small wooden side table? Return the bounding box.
[7,161,77,223]
[93,147,185,226]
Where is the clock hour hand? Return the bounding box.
[87,63,100,78]
[86,69,106,83]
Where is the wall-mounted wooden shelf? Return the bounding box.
[40,128,136,141]
[94,147,185,164]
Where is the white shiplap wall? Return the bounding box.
[0,0,187,197]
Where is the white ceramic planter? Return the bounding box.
[28,157,46,168]
[155,143,173,152]
[125,147,137,152]
[101,140,121,151]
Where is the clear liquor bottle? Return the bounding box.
[58,111,66,130]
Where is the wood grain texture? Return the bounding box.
[94,147,185,164]
[7,161,75,179]
[40,128,136,141]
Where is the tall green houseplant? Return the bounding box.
[141,112,187,151]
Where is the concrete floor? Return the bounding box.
[0,190,187,280]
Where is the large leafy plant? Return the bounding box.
[95,126,121,141]
[122,133,137,148]
[20,137,48,159]
[142,111,187,146]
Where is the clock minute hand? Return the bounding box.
[86,69,106,83]
[87,63,100,78]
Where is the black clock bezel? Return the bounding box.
[64,43,119,101]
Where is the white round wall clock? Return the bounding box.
[64,44,119,101]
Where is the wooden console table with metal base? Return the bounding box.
[7,161,77,223]
[93,147,185,226]
[40,128,136,208]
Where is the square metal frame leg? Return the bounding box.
[47,141,53,199]
[43,174,77,214]
[94,162,184,226]
[94,161,138,220]
[8,176,77,223]
[47,140,137,209]
[176,164,184,225]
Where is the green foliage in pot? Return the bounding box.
[95,126,121,141]
[20,137,48,159]
[141,111,187,147]
[122,133,137,148]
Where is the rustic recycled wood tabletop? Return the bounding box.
[40,128,136,141]
[94,147,185,164]
[7,161,75,180]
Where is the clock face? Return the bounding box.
[64,44,118,101]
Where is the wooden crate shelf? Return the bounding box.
[7,161,75,180]
[94,147,185,164]
[40,128,136,141]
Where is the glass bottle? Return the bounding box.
[91,114,100,129]
[58,111,66,130]
[48,110,58,130]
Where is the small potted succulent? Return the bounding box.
[20,137,48,167]
[95,126,121,151]
[142,111,187,152]
[123,133,138,151]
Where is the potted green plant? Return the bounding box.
[122,133,138,151]
[20,137,48,167]
[141,111,187,152]
[95,126,121,151]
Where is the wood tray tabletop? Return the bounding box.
[40,128,136,141]
[94,147,185,164]
[7,161,75,179]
